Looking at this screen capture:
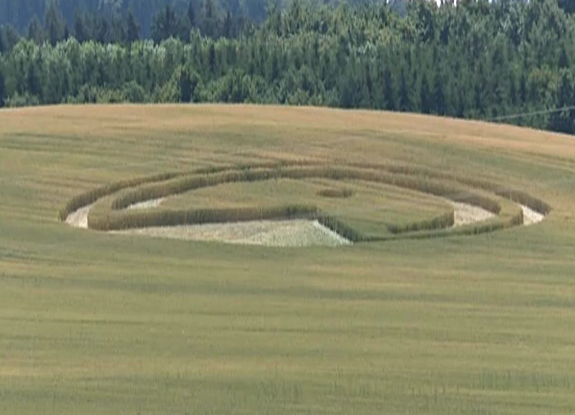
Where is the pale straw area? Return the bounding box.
[127,198,165,210]
[111,219,351,247]
[451,202,496,227]
[65,198,544,245]
[521,205,545,226]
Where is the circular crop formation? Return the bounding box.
[60,161,550,247]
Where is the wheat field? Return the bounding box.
[1,104,575,414]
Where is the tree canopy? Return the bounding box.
[1,0,575,135]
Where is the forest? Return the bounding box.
[1,0,575,134]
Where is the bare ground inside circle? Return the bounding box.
[521,205,545,226]
[127,198,165,210]
[65,204,92,229]
[451,202,496,226]
[111,219,351,247]
[63,198,539,246]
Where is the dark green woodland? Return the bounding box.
[1,0,575,134]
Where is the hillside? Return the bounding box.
[1,104,575,414]
[2,0,575,136]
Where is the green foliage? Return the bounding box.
[0,63,4,107]
[2,1,575,134]
[44,0,66,46]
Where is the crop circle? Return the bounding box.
[61,161,549,246]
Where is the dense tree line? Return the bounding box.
[1,0,575,134]
[0,0,273,38]
[0,0,258,47]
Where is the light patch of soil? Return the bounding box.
[127,198,165,210]
[521,205,545,226]
[65,205,92,229]
[112,220,351,247]
[452,202,495,227]
[63,200,543,245]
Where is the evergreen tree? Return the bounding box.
[433,73,446,115]
[208,43,216,73]
[0,0,574,137]
[96,16,111,43]
[383,67,395,111]
[27,53,43,99]
[558,0,575,14]
[559,45,569,69]
[519,71,527,105]
[420,72,431,114]
[549,70,575,134]
[73,12,89,43]
[179,66,193,102]
[27,16,44,44]
[0,29,5,53]
[203,0,220,38]
[126,9,141,42]
[0,24,20,53]
[0,65,5,108]
[509,71,518,106]
[44,0,65,46]
[399,69,410,112]
[151,4,179,43]
[188,1,197,28]
[222,10,233,38]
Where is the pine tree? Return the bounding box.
[152,4,178,43]
[399,69,410,112]
[96,16,111,43]
[179,66,193,102]
[208,43,216,73]
[558,0,575,14]
[559,45,569,69]
[188,1,196,28]
[549,70,575,134]
[433,73,446,115]
[0,29,5,53]
[519,71,527,104]
[203,0,220,38]
[74,12,89,43]
[0,66,5,108]
[126,9,141,42]
[44,0,65,46]
[383,67,396,111]
[420,73,431,114]
[27,55,43,100]
[0,25,19,53]
[223,10,233,38]
[27,16,44,45]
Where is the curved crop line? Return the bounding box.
[345,160,551,215]
[59,160,318,221]
[61,161,549,243]
[108,165,502,214]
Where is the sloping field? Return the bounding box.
[0,104,574,414]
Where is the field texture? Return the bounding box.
[1,104,575,414]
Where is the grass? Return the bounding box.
[87,165,504,237]
[160,178,453,238]
[1,104,575,414]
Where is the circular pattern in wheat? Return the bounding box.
[61,161,549,247]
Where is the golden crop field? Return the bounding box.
[1,104,575,414]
